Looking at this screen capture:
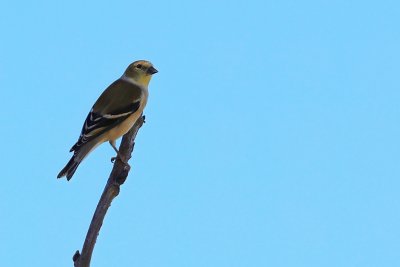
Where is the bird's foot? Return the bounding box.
[111,155,130,166]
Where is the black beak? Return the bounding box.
[147,66,158,75]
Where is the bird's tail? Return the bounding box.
[57,140,100,180]
[57,155,81,181]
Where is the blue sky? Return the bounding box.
[1,0,399,266]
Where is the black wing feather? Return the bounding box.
[70,101,140,152]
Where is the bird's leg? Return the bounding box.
[109,140,127,164]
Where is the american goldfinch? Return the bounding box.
[57,60,158,180]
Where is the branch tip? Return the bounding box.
[73,250,80,262]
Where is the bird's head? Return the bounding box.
[123,60,158,86]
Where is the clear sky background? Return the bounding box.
[1,0,399,266]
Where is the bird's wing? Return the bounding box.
[70,79,143,152]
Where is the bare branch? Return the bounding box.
[73,115,145,267]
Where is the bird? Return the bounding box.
[57,60,158,180]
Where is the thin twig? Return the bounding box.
[73,115,145,267]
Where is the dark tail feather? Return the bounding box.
[57,155,81,181]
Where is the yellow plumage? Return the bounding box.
[57,60,157,180]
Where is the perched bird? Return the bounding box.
[57,60,158,180]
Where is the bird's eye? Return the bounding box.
[136,64,142,69]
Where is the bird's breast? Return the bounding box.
[104,90,148,142]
